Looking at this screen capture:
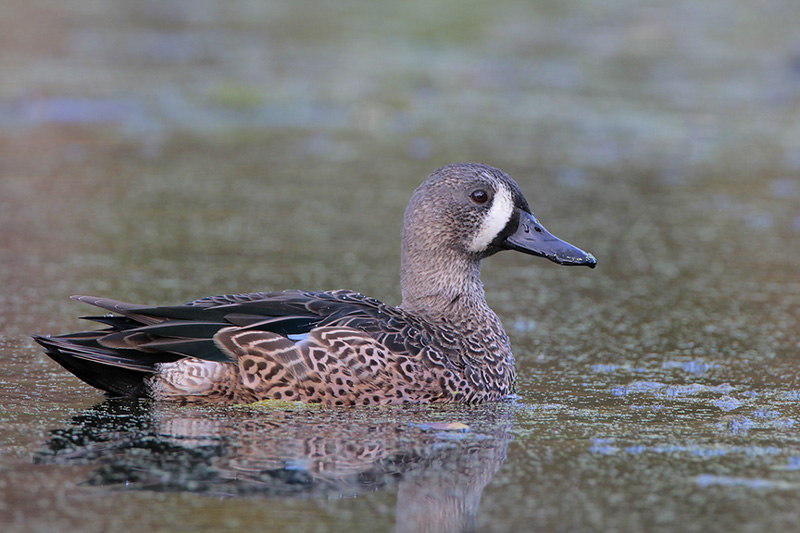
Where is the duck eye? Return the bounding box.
[470,189,489,204]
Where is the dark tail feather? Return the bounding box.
[70,295,163,326]
[33,335,153,398]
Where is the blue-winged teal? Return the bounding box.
[34,163,596,405]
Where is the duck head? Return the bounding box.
[402,163,596,264]
[400,163,595,315]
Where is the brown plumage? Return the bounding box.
[34,163,596,405]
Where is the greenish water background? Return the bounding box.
[1,1,799,531]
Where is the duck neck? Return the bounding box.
[399,246,493,323]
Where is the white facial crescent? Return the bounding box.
[467,182,513,253]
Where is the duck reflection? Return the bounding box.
[36,399,512,532]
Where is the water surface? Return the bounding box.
[1,1,799,531]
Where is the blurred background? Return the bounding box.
[1,1,799,532]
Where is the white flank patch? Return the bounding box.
[467,183,514,252]
[150,359,228,398]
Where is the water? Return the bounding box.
[1,1,800,531]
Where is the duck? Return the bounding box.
[34,163,596,405]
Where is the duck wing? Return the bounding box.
[34,290,443,401]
